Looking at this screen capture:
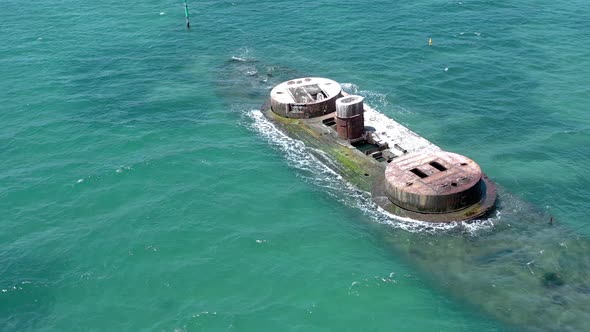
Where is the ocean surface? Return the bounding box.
[2,0,590,331]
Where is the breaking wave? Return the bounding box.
[245,109,498,235]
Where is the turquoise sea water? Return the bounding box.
[2,0,590,331]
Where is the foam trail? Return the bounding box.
[230,56,249,62]
[245,109,498,235]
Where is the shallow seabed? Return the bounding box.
[1,0,589,331]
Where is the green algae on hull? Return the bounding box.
[263,107,383,192]
[263,103,495,222]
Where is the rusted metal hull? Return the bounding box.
[262,98,496,223]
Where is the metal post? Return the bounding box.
[184,0,191,29]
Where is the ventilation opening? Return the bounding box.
[371,151,385,162]
[352,141,379,154]
[352,141,388,156]
[410,168,428,179]
[429,161,447,172]
[322,117,336,127]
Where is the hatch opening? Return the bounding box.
[429,161,447,172]
[322,117,336,127]
[410,168,429,179]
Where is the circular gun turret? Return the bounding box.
[384,151,484,213]
[270,77,342,118]
[373,151,496,222]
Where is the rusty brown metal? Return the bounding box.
[336,115,364,140]
[384,151,484,213]
[335,95,365,140]
[265,78,497,222]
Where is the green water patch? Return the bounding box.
[0,248,64,331]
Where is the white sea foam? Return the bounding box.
[230,47,256,63]
[246,109,497,235]
[231,56,248,62]
[341,83,414,116]
[115,165,133,173]
[341,83,389,111]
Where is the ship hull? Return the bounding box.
[260,99,590,332]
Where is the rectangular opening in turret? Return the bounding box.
[410,168,429,179]
[288,85,327,103]
[429,161,447,172]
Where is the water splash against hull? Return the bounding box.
[246,109,496,235]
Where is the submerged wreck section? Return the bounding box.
[266,77,496,222]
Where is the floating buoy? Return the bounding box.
[428,38,433,46]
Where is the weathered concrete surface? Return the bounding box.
[270,77,342,118]
[336,95,364,117]
[359,97,440,155]
[264,78,496,222]
[384,151,484,213]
